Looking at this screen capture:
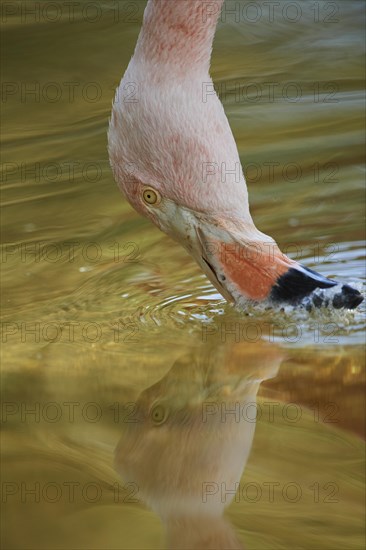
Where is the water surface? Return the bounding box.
[1,1,365,549]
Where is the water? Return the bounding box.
[1,1,365,549]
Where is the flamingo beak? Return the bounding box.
[155,201,363,309]
[193,222,363,309]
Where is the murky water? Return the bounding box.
[1,1,365,549]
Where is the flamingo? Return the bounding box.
[108,0,363,310]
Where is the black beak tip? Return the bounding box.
[270,265,364,310]
[270,265,336,305]
[332,285,364,310]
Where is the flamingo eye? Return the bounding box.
[150,403,168,425]
[142,187,161,206]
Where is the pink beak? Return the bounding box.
[189,217,363,310]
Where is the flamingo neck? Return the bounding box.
[134,0,224,74]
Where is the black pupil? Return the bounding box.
[153,408,163,420]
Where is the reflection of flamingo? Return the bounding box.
[115,343,283,549]
[108,0,363,310]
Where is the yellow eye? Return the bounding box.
[150,403,168,425]
[142,187,161,205]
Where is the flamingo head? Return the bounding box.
[108,62,363,310]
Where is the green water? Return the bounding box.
[1,1,365,549]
